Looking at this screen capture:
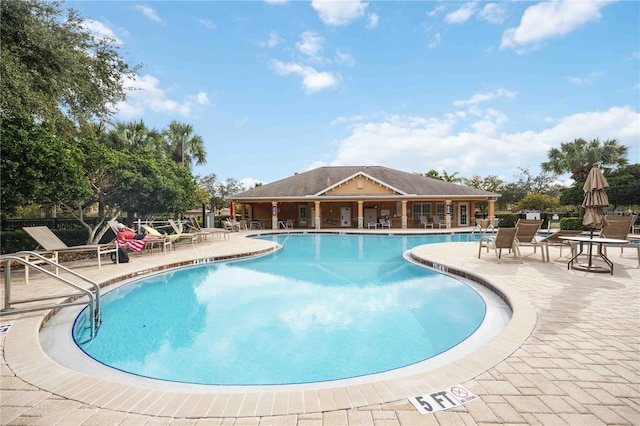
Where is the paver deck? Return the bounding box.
[1,229,638,425]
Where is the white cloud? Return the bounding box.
[135,5,161,23]
[453,88,516,107]
[335,49,355,67]
[567,72,602,85]
[296,31,325,60]
[427,4,446,17]
[311,0,368,26]
[367,13,379,29]
[328,106,639,180]
[478,3,507,24]
[82,19,122,44]
[260,31,284,48]
[445,2,476,24]
[240,177,262,188]
[271,60,340,92]
[501,0,610,50]
[114,74,209,118]
[196,19,216,30]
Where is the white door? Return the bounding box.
[340,207,351,227]
[458,203,469,226]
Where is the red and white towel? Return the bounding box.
[115,239,146,253]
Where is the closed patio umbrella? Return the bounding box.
[582,164,609,232]
[579,165,610,271]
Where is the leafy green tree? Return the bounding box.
[420,169,442,179]
[499,168,562,210]
[0,116,91,216]
[0,0,138,128]
[541,138,628,181]
[198,174,245,213]
[517,193,559,211]
[113,152,198,221]
[604,164,640,208]
[163,121,207,169]
[559,184,584,208]
[462,175,504,192]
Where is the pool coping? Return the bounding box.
[3,236,537,418]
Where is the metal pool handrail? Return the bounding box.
[1,251,101,340]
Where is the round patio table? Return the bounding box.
[560,236,629,275]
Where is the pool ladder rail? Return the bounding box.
[0,251,101,340]
[278,220,292,245]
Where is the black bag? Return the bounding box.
[111,247,129,263]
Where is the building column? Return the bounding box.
[445,199,452,229]
[470,201,476,226]
[401,200,408,229]
[271,201,278,230]
[488,198,496,226]
[315,201,321,230]
[357,201,364,229]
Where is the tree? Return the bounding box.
[0,116,91,216]
[163,121,207,169]
[113,152,198,221]
[462,175,504,192]
[102,120,165,154]
[198,174,245,213]
[604,164,640,208]
[541,138,628,181]
[517,193,559,212]
[0,0,138,129]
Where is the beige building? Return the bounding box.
[231,166,500,230]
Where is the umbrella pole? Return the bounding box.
[587,228,595,268]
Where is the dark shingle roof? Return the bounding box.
[233,166,499,199]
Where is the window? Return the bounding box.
[412,203,432,222]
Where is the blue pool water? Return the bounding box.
[74,233,486,385]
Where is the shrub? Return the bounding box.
[496,213,518,228]
[559,217,585,231]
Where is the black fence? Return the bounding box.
[1,218,101,232]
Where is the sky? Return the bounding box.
[71,0,640,189]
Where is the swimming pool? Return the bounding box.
[73,233,495,386]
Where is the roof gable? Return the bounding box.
[318,172,407,196]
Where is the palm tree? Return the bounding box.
[163,121,207,169]
[103,120,163,153]
[541,138,628,181]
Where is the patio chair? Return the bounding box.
[186,218,230,240]
[224,220,241,232]
[22,226,118,269]
[535,230,582,262]
[142,224,197,247]
[432,216,447,229]
[600,215,637,256]
[472,218,494,235]
[378,218,391,229]
[419,216,434,229]
[478,227,520,260]
[169,219,211,242]
[514,219,543,259]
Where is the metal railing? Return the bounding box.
[0,252,101,340]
